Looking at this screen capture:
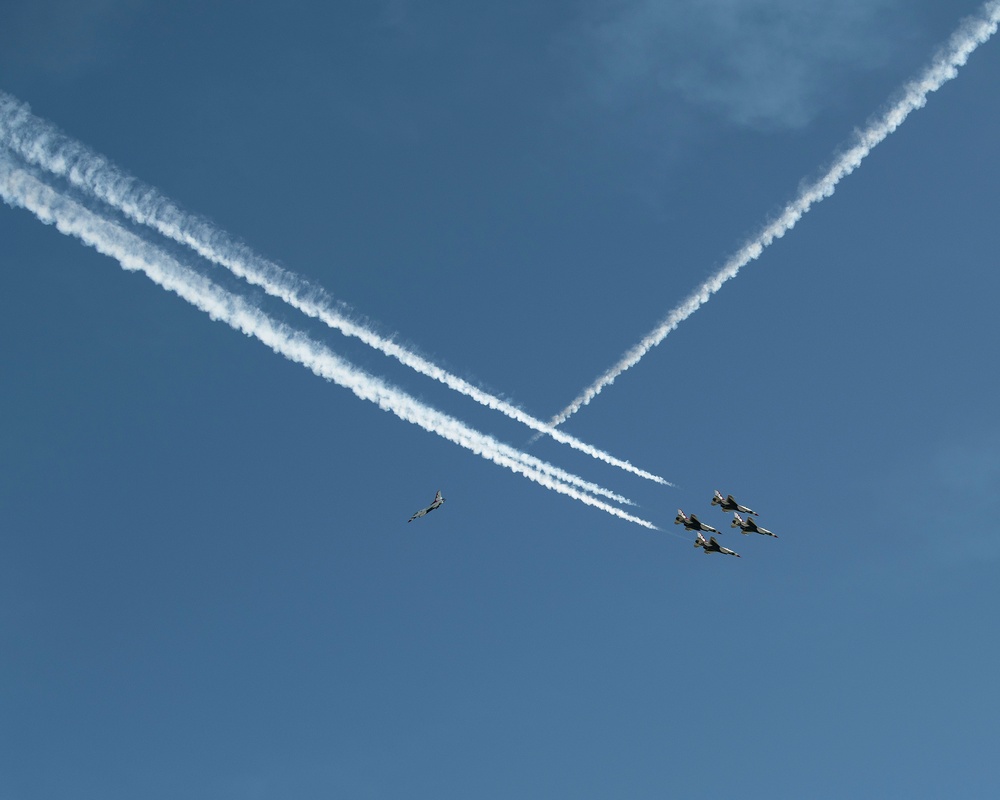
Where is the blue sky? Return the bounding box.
[2,1,1000,797]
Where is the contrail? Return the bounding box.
[0,154,657,529]
[0,92,670,489]
[547,0,1000,427]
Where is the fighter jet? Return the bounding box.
[731,512,777,538]
[694,531,741,557]
[711,491,758,516]
[674,509,721,535]
[408,490,445,522]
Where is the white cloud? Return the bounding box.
[571,0,908,130]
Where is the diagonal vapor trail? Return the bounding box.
[547,0,1000,428]
[0,154,658,529]
[0,92,671,489]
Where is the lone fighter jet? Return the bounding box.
[731,512,777,538]
[408,490,445,523]
[711,491,757,516]
[674,509,721,535]
[694,531,741,557]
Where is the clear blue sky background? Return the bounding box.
[2,1,999,797]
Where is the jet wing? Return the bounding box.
[408,505,432,522]
[729,495,758,515]
[711,537,740,557]
[698,517,721,534]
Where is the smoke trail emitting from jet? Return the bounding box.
[0,91,670,488]
[546,0,1000,428]
[0,155,658,529]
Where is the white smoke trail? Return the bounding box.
[548,0,1000,427]
[0,155,657,529]
[0,92,670,489]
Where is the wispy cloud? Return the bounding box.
[0,91,670,488]
[572,0,906,130]
[549,0,1000,428]
[0,154,658,529]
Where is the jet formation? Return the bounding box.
[679,491,780,558]
[406,489,777,559]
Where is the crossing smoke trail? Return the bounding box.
[547,0,1000,428]
[0,155,657,529]
[0,93,670,489]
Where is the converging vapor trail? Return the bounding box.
[0,92,670,489]
[547,0,1000,428]
[0,155,657,529]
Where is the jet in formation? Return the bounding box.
[694,531,741,557]
[674,509,721,535]
[731,512,777,538]
[711,491,757,516]
[683,490,779,558]
[408,490,445,523]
